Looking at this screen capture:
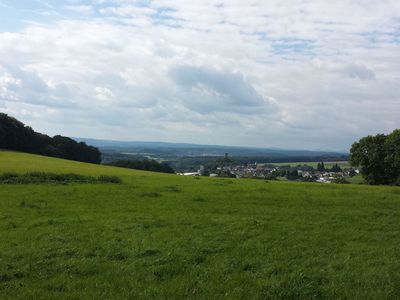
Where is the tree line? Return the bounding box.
[0,113,101,164]
[107,160,175,174]
[350,129,400,185]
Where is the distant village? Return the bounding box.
[178,154,359,184]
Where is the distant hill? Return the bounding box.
[0,113,101,164]
[74,137,347,158]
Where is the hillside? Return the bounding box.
[0,151,400,299]
[0,113,101,164]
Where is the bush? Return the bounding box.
[98,175,122,184]
[0,172,122,184]
[332,177,350,184]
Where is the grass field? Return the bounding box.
[1,151,400,299]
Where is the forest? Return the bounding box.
[0,113,101,164]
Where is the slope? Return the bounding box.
[0,151,399,299]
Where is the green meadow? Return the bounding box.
[0,151,400,299]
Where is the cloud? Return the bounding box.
[341,64,376,81]
[64,5,94,14]
[99,5,156,16]
[170,65,273,114]
[0,0,399,150]
[0,64,76,108]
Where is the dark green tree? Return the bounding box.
[0,113,101,164]
[108,159,174,174]
[286,169,299,180]
[349,130,400,185]
[383,129,400,184]
[330,163,342,173]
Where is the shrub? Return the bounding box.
[332,177,350,184]
[0,172,122,184]
[98,175,122,184]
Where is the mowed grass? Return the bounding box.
[0,151,400,299]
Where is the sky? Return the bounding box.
[0,0,400,151]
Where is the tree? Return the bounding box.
[201,168,210,177]
[330,163,342,173]
[52,135,101,164]
[349,130,400,185]
[317,162,325,172]
[384,129,400,184]
[108,159,175,174]
[286,169,299,180]
[349,168,357,177]
[0,113,101,164]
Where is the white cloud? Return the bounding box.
[170,65,275,114]
[64,5,94,14]
[0,0,399,150]
[99,5,156,16]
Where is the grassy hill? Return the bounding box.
[0,151,399,299]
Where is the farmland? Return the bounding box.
[0,151,400,299]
